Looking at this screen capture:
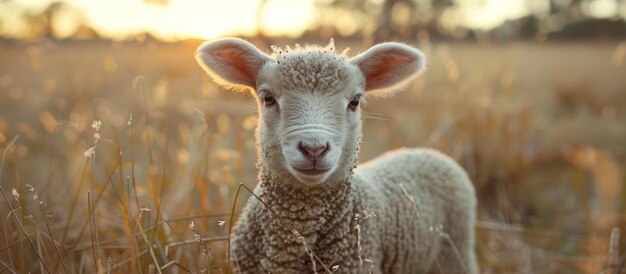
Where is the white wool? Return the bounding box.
[196,38,478,273]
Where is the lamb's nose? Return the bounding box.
[298,142,329,160]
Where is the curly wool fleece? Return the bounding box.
[196,39,478,273]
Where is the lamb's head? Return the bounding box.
[196,38,425,186]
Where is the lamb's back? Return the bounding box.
[356,148,475,208]
[353,148,476,273]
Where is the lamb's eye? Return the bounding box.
[348,98,360,111]
[263,94,276,106]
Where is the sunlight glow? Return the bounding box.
[457,0,529,30]
[583,0,619,18]
[60,0,312,40]
[260,0,314,37]
[6,0,625,41]
[68,0,259,40]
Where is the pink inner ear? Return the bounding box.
[213,48,257,85]
[363,52,413,88]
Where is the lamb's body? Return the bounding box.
[231,148,477,273]
[195,38,478,273]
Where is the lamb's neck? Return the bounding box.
[256,166,354,235]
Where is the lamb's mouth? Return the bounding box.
[294,167,330,176]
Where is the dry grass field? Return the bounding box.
[0,38,625,273]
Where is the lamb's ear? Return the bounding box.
[350,42,426,95]
[195,38,272,91]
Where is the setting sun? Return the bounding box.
[15,0,314,40]
[5,0,315,40]
[57,0,314,40]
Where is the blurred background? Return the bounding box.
[0,0,625,273]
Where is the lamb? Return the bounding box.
[195,38,478,274]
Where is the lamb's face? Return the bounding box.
[196,38,426,185]
[254,52,363,184]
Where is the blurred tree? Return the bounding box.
[0,0,87,40]
[371,0,415,42]
[313,0,626,42]
[371,0,457,42]
[312,0,374,39]
[41,2,65,40]
[524,0,625,40]
[314,0,456,43]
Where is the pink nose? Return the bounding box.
[298,142,329,160]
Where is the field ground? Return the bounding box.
[0,38,625,273]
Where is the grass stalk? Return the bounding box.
[67,155,122,256]
[0,258,18,274]
[136,221,164,274]
[88,192,100,274]
[609,227,622,274]
[38,198,70,273]
[0,186,52,273]
[0,135,19,268]
[61,160,89,244]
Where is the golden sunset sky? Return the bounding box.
[4,0,625,40]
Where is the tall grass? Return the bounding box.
[0,39,625,273]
